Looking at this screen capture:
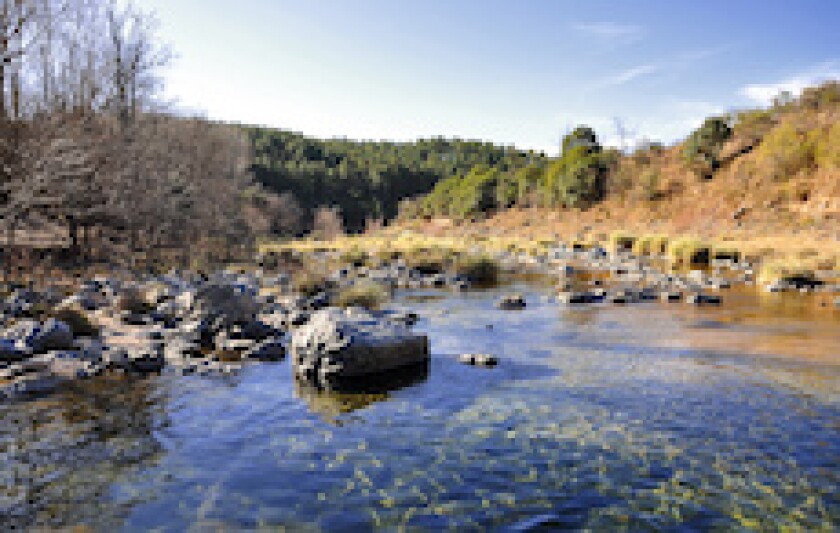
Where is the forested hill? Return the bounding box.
[246,127,546,231]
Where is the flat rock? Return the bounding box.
[497,294,526,310]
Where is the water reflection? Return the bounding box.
[294,361,429,423]
[1,280,838,530]
[0,375,167,530]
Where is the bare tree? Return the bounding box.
[311,206,344,240]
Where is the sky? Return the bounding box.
[135,0,840,154]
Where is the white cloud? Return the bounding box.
[740,61,840,105]
[573,22,644,42]
[599,64,659,87]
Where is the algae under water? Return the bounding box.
[1,282,838,530]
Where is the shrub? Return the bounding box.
[455,255,499,285]
[334,281,389,309]
[341,248,369,267]
[815,122,840,169]
[632,235,654,256]
[609,231,636,253]
[543,145,608,208]
[669,239,711,268]
[640,169,661,200]
[293,271,332,297]
[682,116,733,178]
[755,122,816,180]
[404,247,453,274]
[798,81,840,110]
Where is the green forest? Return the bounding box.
[246,128,546,232]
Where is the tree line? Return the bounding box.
[246,127,546,232]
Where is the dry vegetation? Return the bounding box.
[0,0,291,279]
[380,84,840,275]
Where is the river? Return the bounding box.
[2,280,838,530]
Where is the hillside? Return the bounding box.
[382,82,840,272]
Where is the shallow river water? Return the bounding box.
[2,281,839,530]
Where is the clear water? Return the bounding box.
[2,282,838,530]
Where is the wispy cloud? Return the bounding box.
[673,45,730,65]
[599,64,659,87]
[740,60,840,105]
[573,22,644,42]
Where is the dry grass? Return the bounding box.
[334,281,389,309]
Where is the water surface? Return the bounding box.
[2,282,838,530]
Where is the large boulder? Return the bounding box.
[102,345,164,373]
[52,302,100,337]
[291,307,429,383]
[178,282,259,327]
[0,338,29,362]
[115,285,155,315]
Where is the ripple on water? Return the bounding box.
[2,283,839,530]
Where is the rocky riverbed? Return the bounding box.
[3,242,839,402]
[1,268,838,530]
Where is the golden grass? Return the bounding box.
[334,281,389,309]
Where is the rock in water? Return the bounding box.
[3,318,74,353]
[459,353,498,367]
[291,308,429,383]
[244,338,286,361]
[497,294,526,310]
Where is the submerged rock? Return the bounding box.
[291,307,429,383]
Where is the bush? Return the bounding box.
[543,126,610,207]
[682,116,732,178]
[755,122,816,180]
[403,247,453,274]
[640,169,661,200]
[815,122,840,170]
[293,271,332,297]
[609,231,636,253]
[669,239,711,268]
[334,281,389,309]
[455,255,499,285]
[798,81,840,110]
[341,248,369,267]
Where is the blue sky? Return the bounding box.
[136,0,839,154]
